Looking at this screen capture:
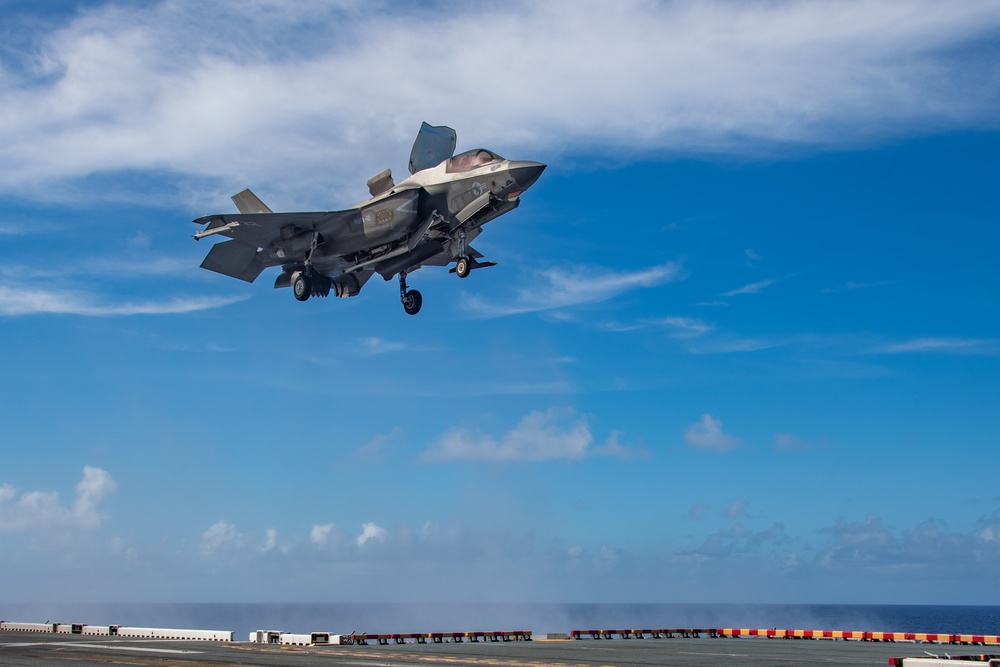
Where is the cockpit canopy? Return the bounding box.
[446,149,504,173]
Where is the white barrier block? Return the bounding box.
[0,622,56,633]
[280,633,312,646]
[250,630,282,643]
[116,627,233,641]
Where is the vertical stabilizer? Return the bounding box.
[231,189,273,214]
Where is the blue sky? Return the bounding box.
[1,0,999,607]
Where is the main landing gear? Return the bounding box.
[399,271,422,315]
[293,272,312,301]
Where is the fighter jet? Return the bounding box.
[192,123,545,315]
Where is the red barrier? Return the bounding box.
[570,628,999,646]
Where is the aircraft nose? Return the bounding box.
[509,161,546,191]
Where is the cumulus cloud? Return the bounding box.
[356,522,387,547]
[0,466,116,533]
[684,414,741,452]
[200,520,244,554]
[673,522,789,562]
[0,285,249,317]
[463,262,683,318]
[424,409,591,463]
[310,523,334,546]
[1,1,999,203]
[725,499,749,519]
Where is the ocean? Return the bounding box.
[1,603,998,640]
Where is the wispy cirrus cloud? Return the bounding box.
[722,277,779,297]
[823,280,902,293]
[2,1,997,203]
[463,262,682,318]
[602,315,781,355]
[0,285,248,316]
[875,337,1000,355]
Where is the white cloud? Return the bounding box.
[773,432,814,451]
[722,277,779,297]
[0,466,116,533]
[424,410,644,463]
[262,528,279,552]
[357,337,409,356]
[423,409,593,463]
[0,285,248,316]
[2,1,999,203]
[725,499,749,519]
[684,414,741,452]
[356,522,387,547]
[463,262,682,318]
[653,316,714,339]
[200,519,244,554]
[310,523,334,545]
[876,337,1000,355]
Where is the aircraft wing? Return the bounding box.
[193,210,358,282]
[193,212,332,247]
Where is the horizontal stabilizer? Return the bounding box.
[231,189,273,214]
[200,239,267,283]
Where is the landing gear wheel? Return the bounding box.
[402,289,422,315]
[455,257,471,279]
[293,273,312,301]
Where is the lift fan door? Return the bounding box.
[408,122,456,175]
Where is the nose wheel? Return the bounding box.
[399,271,422,315]
[455,256,471,278]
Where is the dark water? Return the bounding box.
[1,603,998,641]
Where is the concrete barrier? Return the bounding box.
[0,622,56,633]
[355,630,532,645]
[570,628,997,646]
[116,627,233,641]
[249,630,283,644]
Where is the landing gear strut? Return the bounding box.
[399,271,422,315]
[455,230,471,279]
[293,232,322,302]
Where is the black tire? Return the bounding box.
[293,274,312,301]
[455,257,471,278]
[402,289,422,315]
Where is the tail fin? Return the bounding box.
[231,189,273,214]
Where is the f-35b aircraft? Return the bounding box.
[193,123,545,315]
